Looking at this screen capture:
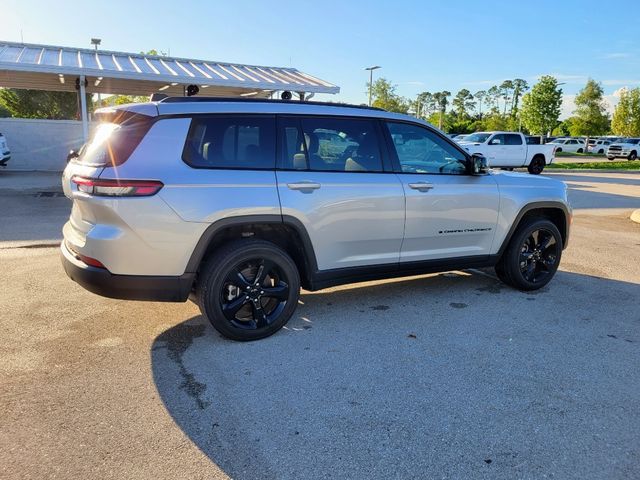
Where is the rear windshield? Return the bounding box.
[75,114,152,167]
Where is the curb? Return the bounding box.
[631,210,640,224]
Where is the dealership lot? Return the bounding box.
[1,171,639,479]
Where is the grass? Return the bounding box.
[547,160,640,170]
[555,151,605,157]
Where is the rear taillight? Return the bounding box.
[71,176,163,197]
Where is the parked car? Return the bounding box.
[0,133,10,166]
[547,138,586,153]
[588,139,614,154]
[60,98,571,341]
[458,131,556,174]
[607,138,640,160]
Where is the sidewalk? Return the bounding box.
[0,170,63,195]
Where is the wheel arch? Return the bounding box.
[497,202,570,256]
[185,215,318,290]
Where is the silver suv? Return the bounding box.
[61,98,571,341]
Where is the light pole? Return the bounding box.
[365,66,381,107]
[91,38,102,107]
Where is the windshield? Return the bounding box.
[463,133,491,143]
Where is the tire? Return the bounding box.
[628,151,637,161]
[495,218,563,291]
[555,148,562,153]
[577,148,584,153]
[196,239,300,341]
[607,156,615,160]
[527,156,545,175]
[598,149,604,154]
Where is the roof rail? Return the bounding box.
[158,96,384,111]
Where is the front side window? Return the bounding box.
[183,115,275,169]
[489,134,505,145]
[279,116,383,172]
[387,122,467,175]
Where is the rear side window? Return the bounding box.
[183,115,275,169]
[76,115,152,167]
[279,116,383,172]
[505,134,523,145]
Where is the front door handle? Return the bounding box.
[408,182,434,192]
[287,181,321,191]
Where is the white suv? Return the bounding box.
[61,98,571,341]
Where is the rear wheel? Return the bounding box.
[495,218,563,291]
[555,147,562,153]
[527,156,545,174]
[196,239,300,341]
[628,151,637,161]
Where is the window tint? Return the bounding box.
[504,134,523,145]
[279,116,383,172]
[387,122,467,175]
[183,115,275,169]
[489,134,505,145]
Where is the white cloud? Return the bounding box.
[559,93,618,120]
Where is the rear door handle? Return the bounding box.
[408,182,434,192]
[287,181,321,191]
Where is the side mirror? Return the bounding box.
[471,153,489,175]
[66,149,79,163]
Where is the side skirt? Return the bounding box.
[307,255,499,291]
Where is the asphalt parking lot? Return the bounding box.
[1,170,639,479]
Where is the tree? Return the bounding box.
[553,117,576,137]
[611,88,640,136]
[432,91,451,129]
[511,79,529,115]
[474,90,487,116]
[452,89,475,118]
[520,75,563,136]
[570,79,610,146]
[0,88,87,119]
[367,78,409,113]
[486,85,500,113]
[499,80,514,115]
[412,91,435,120]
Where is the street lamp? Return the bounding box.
[365,66,381,107]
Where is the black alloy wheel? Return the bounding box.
[495,218,563,291]
[517,228,560,284]
[220,259,290,330]
[527,157,545,174]
[196,239,300,341]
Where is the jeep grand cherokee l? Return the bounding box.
[61,98,571,341]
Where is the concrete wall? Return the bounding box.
[0,118,95,171]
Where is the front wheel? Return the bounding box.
[196,239,301,341]
[495,218,563,291]
[577,148,584,153]
[527,157,545,174]
[628,151,637,161]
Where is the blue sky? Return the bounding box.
[4,0,639,117]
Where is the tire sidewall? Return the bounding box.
[199,242,300,341]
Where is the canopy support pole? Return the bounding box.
[79,75,89,143]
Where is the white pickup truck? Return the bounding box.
[458,131,556,174]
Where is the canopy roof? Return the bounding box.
[0,40,339,97]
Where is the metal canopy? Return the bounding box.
[0,40,340,97]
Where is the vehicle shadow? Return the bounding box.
[150,269,640,479]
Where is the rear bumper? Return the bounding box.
[60,242,194,302]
